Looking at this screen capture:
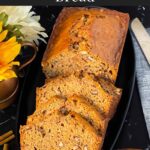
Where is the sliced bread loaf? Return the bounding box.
[42,7,129,82]
[36,74,121,117]
[20,111,102,150]
[27,95,108,135]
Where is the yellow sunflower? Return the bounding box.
[0,21,21,81]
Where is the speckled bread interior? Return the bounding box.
[20,111,102,150]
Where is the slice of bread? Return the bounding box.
[27,95,108,135]
[36,95,65,112]
[42,7,129,83]
[36,74,122,117]
[20,111,102,150]
[26,96,66,124]
[65,95,108,135]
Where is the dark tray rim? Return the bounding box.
[110,31,136,149]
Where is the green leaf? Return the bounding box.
[3,14,8,26]
[13,30,21,36]
[0,12,5,20]
[13,25,22,30]
[0,12,8,26]
[4,24,24,42]
[5,25,13,30]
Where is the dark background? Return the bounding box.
[0,6,150,150]
[0,0,150,6]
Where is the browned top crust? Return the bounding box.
[42,7,129,75]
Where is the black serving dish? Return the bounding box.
[15,6,136,150]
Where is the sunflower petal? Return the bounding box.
[0,61,20,74]
[0,69,17,81]
[0,43,21,65]
[0,37,18,49]
[0,21,2,32]
[0,36,17,48]
[0,41,18,51]
[0,30,8,42]
[6,36,16,43]
[0,61,19,81]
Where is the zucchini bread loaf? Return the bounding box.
[20,7,129,150]
[20,111,102,150]
[36,74,122,118]
[42,7,129,82]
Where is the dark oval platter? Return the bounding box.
[15,6,136,150]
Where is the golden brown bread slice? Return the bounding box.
[36,96,65,112]
[36,74,122,118]
[27,95,108,135]
[64,95,108,135]
[26,96,65,124]
[42,7,129,82]
[20,111,102,150]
